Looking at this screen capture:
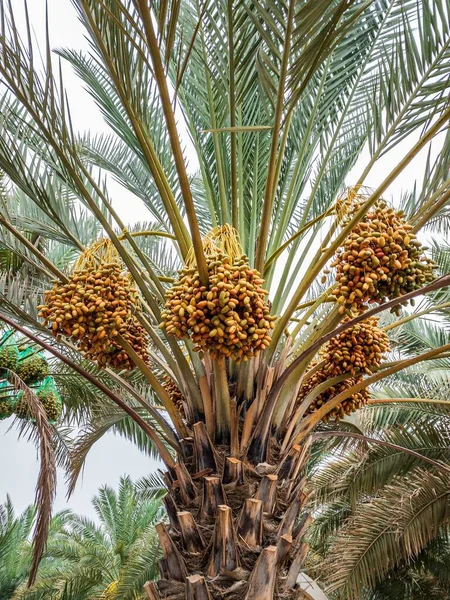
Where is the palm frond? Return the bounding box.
[324,468,450,597]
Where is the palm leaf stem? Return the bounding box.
[368,398,450,406]
[175,90,218,228]
[118,230,177,240]
[164,340,203,413]
[139,342,175,382]
[136,302,196,390]
[212,356,231,444]
[271,308,341,429]
[203,126,274,133]
[62,329,175,426]
[135,0,209,285]
[272,110,294,217]
[271,224,325,315]
[294,305,341,358]
[271,221,337,334]
[282,354,450,448]
[265,208,333,273]
[0,312,176,468]
[254,0,296,273]
[413,186,450,232]
[262,110,295,290]
[383,302,450,331]
[227,0,238,231]
[183,343,211,416]
[116,334,188,438]
[293,297,335,313]
[236,359,254,404]
[138,297,185,369]
[88,0,151,66]
[174,0,208,94]
[135,312,183,381]
[237,109,245,244]
[166,341,205,421]
[198,374,214,436]
[290,288,337,341]
[183,338,206,381]
[313,430,450,474]
[177,339,205,406]
[99,364,180,448]
[282,274,450,402]
[379,352,450,369]
[248,132,260,265]
[274,359,327,431]
[273,0,365,274]
[135,312,203,414]
[411,176,450,226]
[271,105,450,351]
[281,373,349,453]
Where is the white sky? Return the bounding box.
[0,0,442,519]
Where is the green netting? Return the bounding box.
[37,376,58,394]
[0,341,19,373]
[0,380,15,399]
[18,346,37,360]
[16,348,49,385]
[38,377,63,423]
[14,376,62,423]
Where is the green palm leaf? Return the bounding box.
[324,468,450,597]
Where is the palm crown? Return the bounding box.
[1,0,450,598]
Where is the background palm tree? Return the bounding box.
[1,0,450,598]
[0,498,36,599]
[1,476,163,600]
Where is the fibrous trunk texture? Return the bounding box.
[151,422,311,600]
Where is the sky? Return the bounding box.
[0,0,443,519]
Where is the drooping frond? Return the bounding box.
[323,468,450,597]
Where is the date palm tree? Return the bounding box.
[1,0,450,598]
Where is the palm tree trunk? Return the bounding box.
[152,419,311,599]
